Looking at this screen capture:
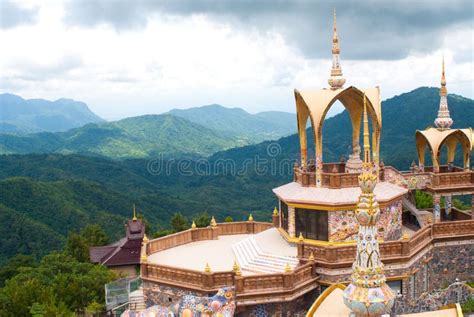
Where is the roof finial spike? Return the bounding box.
[328,8,345,90]
[441,54,446,90]
[362,93,371,164]
[434,54,453,129]
[132,204,137,221]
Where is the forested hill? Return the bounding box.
[0,87,472,263]
[0,114,247,159]
[0,93,103,133]
[167,104,296,143]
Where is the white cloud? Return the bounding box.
[0,2,472,120]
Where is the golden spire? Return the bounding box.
[273,207,278,216]
[204,262,211,273]
[284,263,292,273]
[248,214,254,222]
[440,54,447,96]
[142,234,149,243]
[132,204,137,221]
[362,93,371,164]
[332,8,339,53]
[434,54,453,129]
[328,8,346,90]
[191,220,196,229]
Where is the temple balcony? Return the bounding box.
[293,162,370,188]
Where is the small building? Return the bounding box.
[90,215,145,277]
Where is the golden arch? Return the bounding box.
[295,86,382,185]
[416,127,473,171]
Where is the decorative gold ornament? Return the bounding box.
[204,263,211,273]
[284,263,292,273]
[191,221,197,229]
[248,214,254,222]
[140,253,147,263]
[273,207,278,216]
[308,252,315,261]
[298,232,304,242]
[210,217,217,227]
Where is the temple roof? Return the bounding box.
[90,218,145,267]
[273,181,407,207]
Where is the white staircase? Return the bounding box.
[128,288,146,311]
[232,236,299,274]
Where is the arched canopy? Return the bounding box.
[416,127,473,170]
[294,86,382,179]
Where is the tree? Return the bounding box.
[64,233,89,262]
[415,190,433,209]
[0,254,36,287]
[193,212,211,228]
[224,216,234,222]
[171,212,188,232]
[80,224,110,247]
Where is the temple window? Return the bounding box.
[295,208,328,241]
[281,201,288,231]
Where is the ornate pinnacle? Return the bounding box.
[233,259,241,274]
[248,214,254,222]
[204,263,211,273]
[308,252,315,261]
[343,95,395,315]
[191,221,197,229]
[273,207,278,216]
[434,55,453,130]
[328,8,346,90]
[298,232,304,242]
[142,234,149,244]
[284,263,292,273]
[132,204,137,221]
[210,216,217,227]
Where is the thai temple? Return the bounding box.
[105,10,473,317]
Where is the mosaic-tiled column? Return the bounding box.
[433,194,441,223]
[343,94,394,316]
[444,195,452,221]
[288,206,296,237]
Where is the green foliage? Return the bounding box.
[461,297,474,313]
[168,104,296,143]
[0,255,36,287]
[0,114,246,158]
[64,233,90,262]
[415,190,433,209]
[224,216,234,222]
[80,224,110,247]
[453,198,470,210]
[171,212,189,232]
[153,229,174,238]
[0,252,115,316]
[193,212,211,227]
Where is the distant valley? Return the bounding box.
[0,87,472,263]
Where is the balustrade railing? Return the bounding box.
[141,219,473,298]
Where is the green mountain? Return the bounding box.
[0,87,472,263]
[0,114,246,158]
[0,93,104,133]
[167,104,296,142]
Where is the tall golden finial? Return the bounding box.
[204,262,211,273]
[328,8,346,90]
[273,207,278,216]
[434,54,453,129]
[440,54,447,96]
[133,204,137,221]
[248,214,254,222]
[362,93,371,164]
[284,263,292,273]
[191,220,197,229]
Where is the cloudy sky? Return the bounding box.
[0,0,472,120]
